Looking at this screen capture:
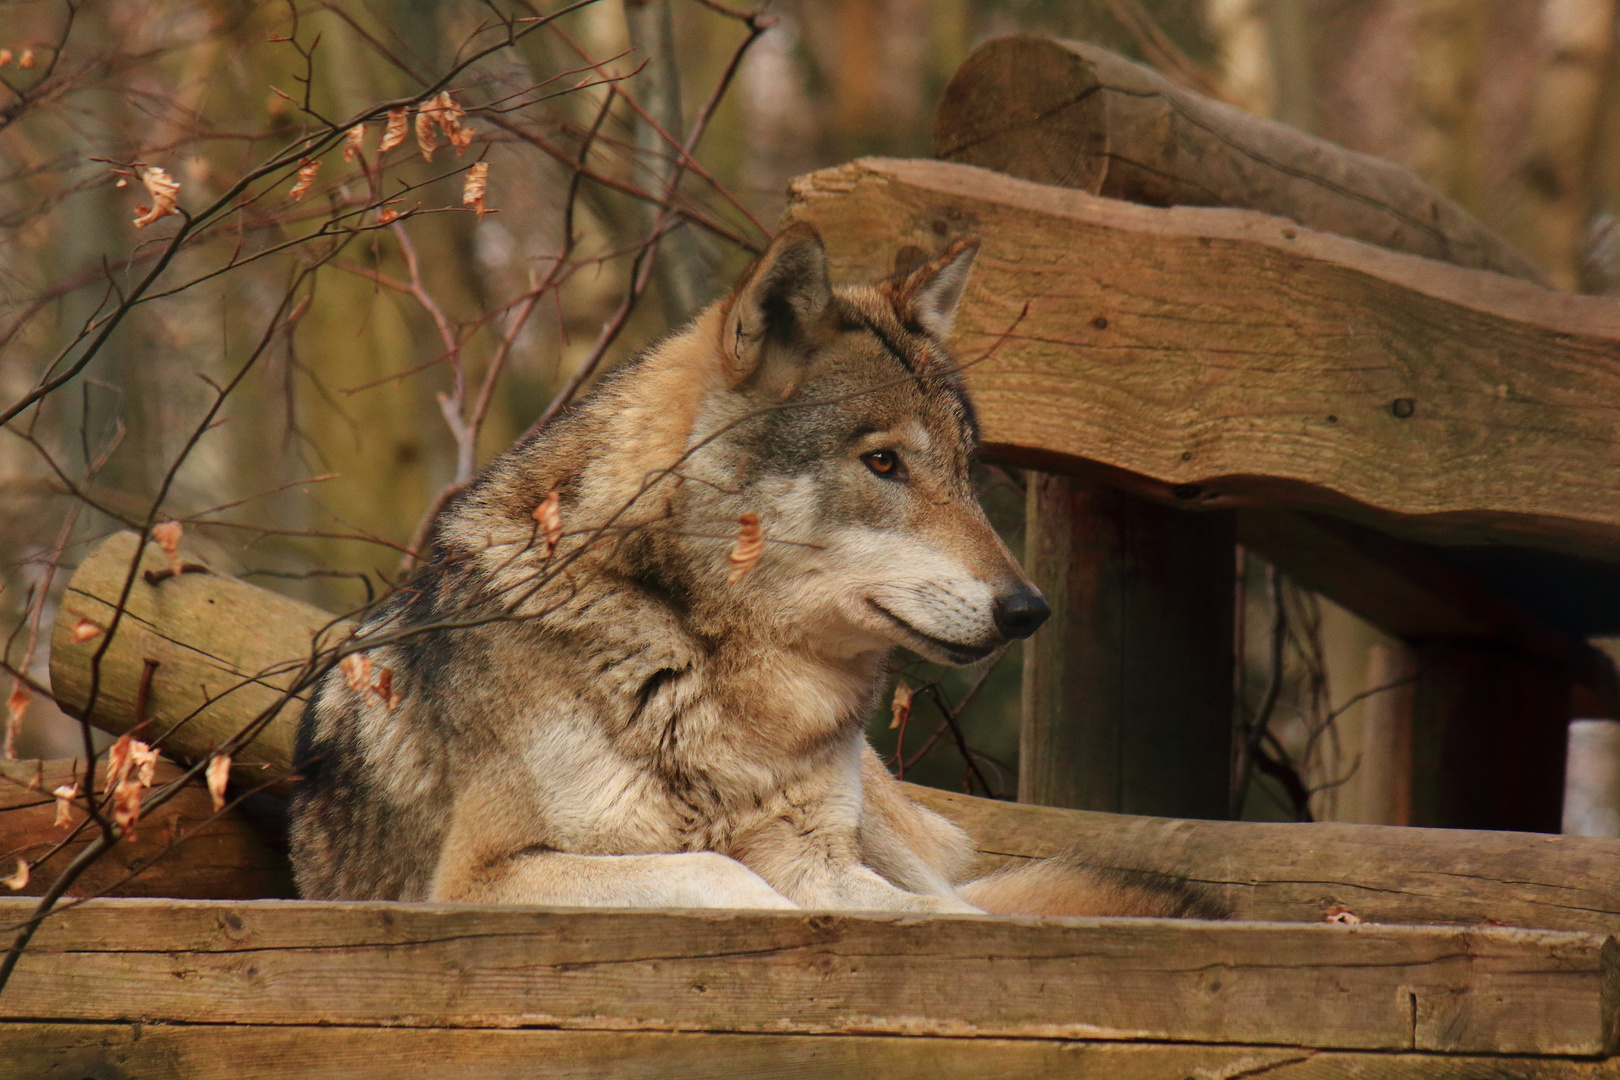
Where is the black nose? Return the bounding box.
[992,587,1050,640]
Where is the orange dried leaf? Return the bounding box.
[6,679,29,754]
[52,783,77,828]
[1324,905,1362,925]
[376,206,400,226]
[206,753,231,813]
[113,779,142,839]
[151,519,184,574]
[532,489,562,557]
[414,106,438,162]
[71,617,103,643]
[462,162,488,221]
[132,166,180,228]
[288,159,320,202]
[0,50,11,67]
[372,667,402,711]
[728,512,764,583]
[343,123,366,163]
[107,732,135,788]
[378,107,408,153]
[130,740,159,787]
[17,49,33,69]
[340,652,372,694]
[889,678,912,730]
[2,859,27,891]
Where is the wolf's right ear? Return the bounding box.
[720,223,834,388]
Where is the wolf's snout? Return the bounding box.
[992,588,1050,640]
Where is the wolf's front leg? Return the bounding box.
[431,850,799,910]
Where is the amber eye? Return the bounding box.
[861,449,903,479]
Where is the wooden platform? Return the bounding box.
[4,898,1617,1078]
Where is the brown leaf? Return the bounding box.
[71,617,103,643]
[206,753,231,813]
[728,512,764,583]
[0,50,11,67]
[340,652,372,695]
[889,678,912,730]
[107,732,135,788]
[372,667,402,711]
[6,679,29,757]
[1324,905,1362,924]
[132,166,180,228]
[288,159,320,202]
[415,106,438,162]
[378,107,408,153]
[376,206,400,226]
[151,519,184,575]
[52,783,77,828]
[532,489,562,557]
[130,740,160,787]
[462,162,488,221]
[17,49,33,69]
[343,123,366,163]
[113,779,143,840]
[2,859,27,891]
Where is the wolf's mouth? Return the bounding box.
[867,600,996,664]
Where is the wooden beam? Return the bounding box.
[1021,474,1233,817]
[780,157,1620,561]
[11,1024,1620,1080]
[1,898,1611,1055]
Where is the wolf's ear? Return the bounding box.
[888,234,980,339]
[720,222,834,387]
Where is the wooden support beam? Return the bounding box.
[1,898,1612,1056]
[1020,474,1233,817]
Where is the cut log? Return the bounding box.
[781,157,1620,559]
[1,898,1612,1055]
[934,35,1551,286]
[46,533,1620,930]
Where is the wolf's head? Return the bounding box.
[673,223,1049,666]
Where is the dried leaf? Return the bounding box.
[107,732,135,788]
[372,667,402,711]
[728,512,764,583]
[71,617,103,643]
[432,90,476,152]
[52,783,77,828]
[130,740,160,787]
[6,678,29,758]
[151,519,184,575]
[532,489,562,557]
[1324,905,1362,925]
[17,49,33,69]
[2,859,27,891]
[342,123,366,162]
[132,165,180,229]
[376,206,400,226]
[115,176,127,187]
[378,107,408,153]
[0,50,11,67]
[340,652,372,695]
[889,678,912,730]
[288,159,320,202]
[462,162,488,221]
[113,779,143,840]
[414,106,438,162]
[206,753,231,813]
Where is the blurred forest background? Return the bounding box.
[4,0,1619,822]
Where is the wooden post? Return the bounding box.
[1020,473,1235,817]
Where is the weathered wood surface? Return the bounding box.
[0,759,294,900]
[12,1025,1620,1080]
[1020,474,1233,816]
[48,530,354,795]
[0,898,1612,1055]
[904,784,1620,935]
[781,157,1620,560]
[48,534,1620,927]
[935,35,1550,286]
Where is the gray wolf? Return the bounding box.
[289,223,1224,918]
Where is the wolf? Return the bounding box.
[289,223,1224,918]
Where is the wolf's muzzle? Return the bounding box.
[992,588,1050,640]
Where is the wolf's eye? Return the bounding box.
[861,449,905,480]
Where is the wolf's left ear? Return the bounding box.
[889,234,980,339]
[721,222,834,387]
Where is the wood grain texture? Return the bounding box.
[0,759,294,899]
[781,157,1620,560]
[47,531,354,794]
[11,1024,1620,1080]
[934,35,1549,285]
[904,784,1620,934]
[0,898,1612,1055]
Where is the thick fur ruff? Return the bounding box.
[288,225,1223,920]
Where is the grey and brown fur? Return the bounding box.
[289,224,1225,918]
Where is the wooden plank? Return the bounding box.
[934,36,1550,286]
[780,157,1620,561]
[904,784,1620,935]
[1021,474,1233,817]
[11,1024,1620,1080]
[0,898,1611,1055]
